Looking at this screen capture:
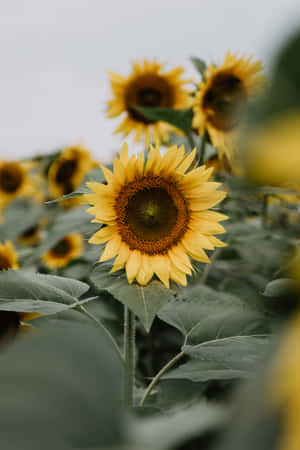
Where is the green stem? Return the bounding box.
[139,351,184,406]
[124,306,135,407]
[79,304,124,364]
[262,194,269,228]
[199,130,208,166]
[187,133,195,151]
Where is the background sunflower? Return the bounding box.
[107,59,192,147]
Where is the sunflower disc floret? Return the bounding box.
[83,143,227,287]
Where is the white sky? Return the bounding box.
[1,0,300,162]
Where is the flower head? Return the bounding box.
[107,59,191,146]
[0,160,43,213]
[193,52,265,162]
[42,233,83,269]
[48,145,97,208]
[83,143,227,287]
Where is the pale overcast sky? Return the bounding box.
[1,0,300,162]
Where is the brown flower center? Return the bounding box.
[0,311,20,342]
[0,163,24,194]
[202,71,247,131]
[115,176,189,255]
[50,237,72,257]
[0,254,12,270]
[125,74,175,124]
[55,158,78,194]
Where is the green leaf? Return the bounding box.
[0,270,90,314]
[158,285,265,345]
[136,402,225,450]
[132,106,193,135]
[46,166,105,204]
[0,322,125,448]
[90,263,175,332]
[164,336,269,382]
[191,57,207,78]
[263,278,297,297]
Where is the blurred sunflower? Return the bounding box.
[18,220,45,247]
[48,145,97,208]
[0,241,39,343]
[107,59,191,146]
[245,112,300,186]
[0,160,43,214]
[82,143,227,288]
[42,233,83,269]
[192,52,265,162]
[269,310,300,450]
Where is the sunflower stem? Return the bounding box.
[124,306,135,407]
[199,130,208,166]
[262,194,269,228]
[139,351,185,406]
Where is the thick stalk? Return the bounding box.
[123,306,135,407]
[199,130,208,165]
[139,351,184,406]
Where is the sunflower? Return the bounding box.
[245,112,300,186]
[82,143,227,288]
[192,52,265,162]
[0,241,39,343]
[0,160,43,214]
[269,310,300,450]
[0,241,19,270]
[107,59,192,146]
[42,233,83,269]
[48,145,97,208]
[18,221,43,247]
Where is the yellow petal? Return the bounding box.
[152,255,170,288]
[169,262,187,286]
[120,143,129,166]
[126,250,142,284]
[113,158,126,185]
[100,235,121,262]
[89,226,116,244]
[182,236,210,263]
[136,254,154,285]
[136,151,144,177]
[176,148,197,174]
[111,243,130,272]
[145,146,161,175]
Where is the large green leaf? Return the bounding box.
[164,336,269,382]
[135,402,226,450]
[0,270,90,314]
[132,106,193,135]
[0,322,125,449]
[158,285,265,345]
[90,263,175,332]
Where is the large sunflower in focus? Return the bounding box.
[83,143,227,288]
[42,233,83,269]
[107,59,191,146]
[192,52,265,162]
[0,241,39,344]
[0,160,43,213]
[48,145,97,208]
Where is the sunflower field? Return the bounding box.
[1,26,300,450]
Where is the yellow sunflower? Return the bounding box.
[18,221,44,247]
[192,52,265,161]
[42,233,83,269]
[245,112,300,186]
[107,59,192,146]
[48,145,97,208]
[268,310,300,450]
[82,143,227,288]
[0,160,43,214]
